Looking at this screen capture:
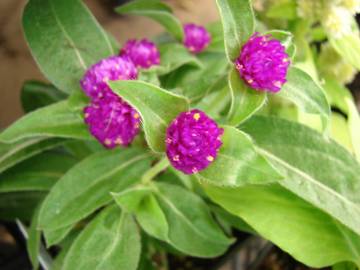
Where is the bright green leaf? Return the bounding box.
[241,116,360,236]
[44,224,73,247]
[0,101,91,143]
[197,126,282,186]
[23,0,116,93]
[216,0,255,61]
[116,0,183,41]
[330,33,360,70]
[109,80,189,152]
[280,67,330,128]
[227,68,266,125]
[39,148,151,230]
[205,184,360,268]
[63,206,141,270]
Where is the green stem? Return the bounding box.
[141,157,169,184]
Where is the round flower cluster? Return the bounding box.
[80,56,137,99]
[235,33,290,93]
[183,23,211,53]
[120,39,160,69]
[80,56,140,149]
[322,5,353,38]
[166,109,223,174]
[84,92,140,148]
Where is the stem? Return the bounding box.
[141,157,169,184]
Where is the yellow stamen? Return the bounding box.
[173,155,180,161]
[193,113,201,121]
[104,139,112,146]
[134,113,140,119]
[115,137,123,145]
[207,156,214,162]
[273,81,282,88]
[248,79,254,84]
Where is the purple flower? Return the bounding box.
[120,39,160,69]
[80,56,137,99]
[183,23,211,54]
[166,109,223,174]
[84,92,140,149]
[235,33,290,93]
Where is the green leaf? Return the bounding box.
[27,207,41,269]
[116,0,183,41]
[227,68,266,125]
[63,206,141,270]
[23,0,115,94]
[266,1,297,20]
[39,148,151,230]
[154,182,232,257]
[113,186,169,241]
[206,21,225,52]
[197,126,282,186]
[216,0,255,61]
[241,116,360,236]
[265,30,296,59]
[0,191,45,221]
[157,43,202,75]
[21,81,67,113]
[0,138,65,174]
[44,225,73,247]
[330,33,360,70]
[0,101,91,143]
[108,80,189,152]
[0,151,77,192]
[205,184,360,268]
[280,67,330,128]
[324,78,360,161]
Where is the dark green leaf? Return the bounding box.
[205,184,360,268]
[216,0,255,61]
[0,152,77,192]
[21,80,67,113]
[0,101,91,143]
[39,148,151,230]
[109,80,189,152]
[116,0,183,41]
[197,126,282,186]
[227,68,266,125]
[23,0,116,94]
[63,206,141,270]
[0,138,65,174]
[241,116,360,236]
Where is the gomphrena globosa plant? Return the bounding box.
[1,0,360,269]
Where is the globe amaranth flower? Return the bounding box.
[84,92,140,149]
[235,33,290,93]
[322,6,353,38]
[80,56,137,99]
[183,23,211,53]
[166,109,223,174]
[120,39,160,69]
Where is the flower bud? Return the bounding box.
[183,23,211,53]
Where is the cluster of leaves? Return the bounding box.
[0,0,360,269]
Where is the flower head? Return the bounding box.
[120,39,160,69]
[84,92,140,149]
[235,33,290,93]
[322,6,353,38]
[166,109,223,174]
[80,56,137,99]
[183,23,211,53]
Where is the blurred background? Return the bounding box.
[0,0,218,129]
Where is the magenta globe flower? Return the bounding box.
[80,56,138,99]
[183,23,211,54]
[235,33,290,93]
[120,39,160,69]
[166,109,223,174]
[84,92,140,149]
